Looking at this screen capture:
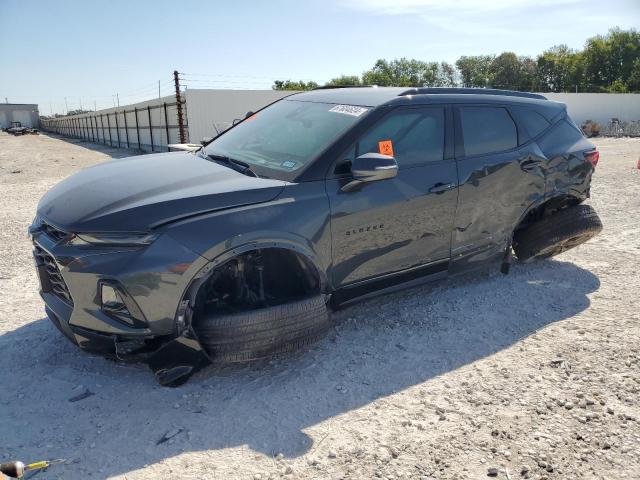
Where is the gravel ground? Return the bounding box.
[0,132,639,480]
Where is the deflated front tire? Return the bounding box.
[194,295,330,363]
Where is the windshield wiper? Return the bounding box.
[204,153,258,177]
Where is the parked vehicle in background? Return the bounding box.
[3,121,38,136]
[30,87,602,386]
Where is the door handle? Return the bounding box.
[429,182,455,194]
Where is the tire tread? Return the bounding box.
[194,295,330,363]
[514,204,602,261]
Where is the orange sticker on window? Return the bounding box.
[378,139,394,156]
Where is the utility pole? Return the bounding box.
[158,80,161,99]
[4,97,7,104]
[174,70,186,143]
[94,100,97,111]
[116,93,120,107]
[79,98,83,110]
[64,97,69,114]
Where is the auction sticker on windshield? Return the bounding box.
[329,105,369,117]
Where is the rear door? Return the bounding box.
[452,104,546,269]
[326,105,458,287]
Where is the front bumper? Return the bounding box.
[32,227,212,385]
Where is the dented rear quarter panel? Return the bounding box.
[538,119,595,201]
[451,111,594,270]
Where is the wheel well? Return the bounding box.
[515,195,582,233]
[192,248,322,319]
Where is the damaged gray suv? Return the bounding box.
[31,87,602,385]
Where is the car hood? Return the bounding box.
[38,151,288,232]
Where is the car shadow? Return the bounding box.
[0,260,599,479]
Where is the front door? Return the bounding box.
[326,106,458,288]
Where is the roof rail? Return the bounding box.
[399,87,546,100]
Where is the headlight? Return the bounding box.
[70,232,158,246]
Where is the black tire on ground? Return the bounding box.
[194,295,330,363]
[513,204,603,263]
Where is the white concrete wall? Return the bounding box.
[184,89,298,143]
[41,95,183,152]
[184,91,640,141]
[540,93,640,125]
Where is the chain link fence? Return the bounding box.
[599,119,640,137]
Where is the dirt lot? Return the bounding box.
[1,133,639,480]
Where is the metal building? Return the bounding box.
[0,103,40,129]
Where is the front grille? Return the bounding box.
[41,222,69,242]
[34,245,74,306]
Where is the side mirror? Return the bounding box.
[342,153,398,191]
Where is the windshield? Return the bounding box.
[204,99,369,179]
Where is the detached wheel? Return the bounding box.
[514,204,603,262]
[194,295,330,363]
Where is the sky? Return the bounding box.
[1,0,639,115]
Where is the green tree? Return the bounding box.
[628,58,640,91]
[537,45,585,92]
[325,75,362,87]
[361,58,457,87]
[361,59,411,86]
[455,55,494,88]
[583,28,640,92]
[272,28,640,94]
[439,62,458,87]
[489,52,522,89]
[608,80,629,93]
[272,80,319,91]
[519,56,539,91]
[481,52,540,91]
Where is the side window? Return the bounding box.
[511,106,551,139]
[460,107,517,156]
[537,120,591,158]
[357,108,445,167]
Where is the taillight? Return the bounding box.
[585,150,599,167]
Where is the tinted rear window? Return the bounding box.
[460,107,517,156]
[537,119,592,157]
[511,106,551,138]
